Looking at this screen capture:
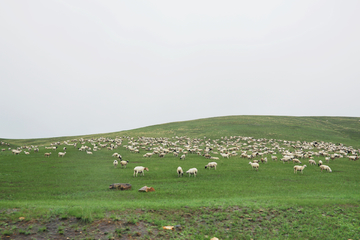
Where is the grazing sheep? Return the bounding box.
[205,162,217,170]
[203,153,211,159]
[159,153,166,158]
[220,153,230,158]
[261,157,268,163]
[12,149,22,155]
[292,159,301,164]
[280,158,290,163]
[24,151,30,155]
[133,166,149,177]
[308,159,316,165]
[113,160,118,168]
[86,151,93,154]
[210,156,219,160]
[319,164,332,172]
[63,147,67,151]
[44,152,52,157]
[293,165,307,174]
[186,168,198,177]
[58,152,66,157]
[348,156,359,161]
[249,162,259,171]
[180,154,186,160]
[177,166,183,177]
[252,159,259,163]
[318,160,323,166]
[120,160,129,168]
[325,157,330,163]
[143,152,153,157]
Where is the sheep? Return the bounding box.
[24,151,30,155]
[113,160,118,168]
[280,158,290,163]
[319,164,332,172]
[120,160,129,168]
[249,162,259,171]
[12,149,22,155]
[348,156,359,161]
[159,153,166,158]
[292,158,302,164]
[210,156,219,160]
[112,153,120,157]
[63,147,67,151]
[308,159,316,165]
[133,166,149,177]
[205,162,217,170]
[143,152,153,157]
[220,153,230,158]
[261,157,268,163]
[177,166,184,177]
[293,165,307,174]
[180,154,186,160]
[44,152,52,157]
[252,159,259,163]
[86,151,93,154]
[186,168,198,177]
[58,152,66,157]
[203,153,211,159]
[318,160,323,166]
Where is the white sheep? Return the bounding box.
[249,162,259,171]
[308,159,316,165]
[44,152,52,157]
[120,160,129,168]
[12,149,22,155]
[133,166,149,177]
[293,165,307,174]
[292,159,301,164]
[205,162,217,170]
[113,160,118,168]
[86,151,93,154]
[186,168,198,177]
[319,164,332,172]
[318,160,323,166]
[180,154,186,160]
[261,157,268,163]
[177,166,184,177]
[143,152,153,157]
[58,152,66,157]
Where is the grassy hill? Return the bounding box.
[1,115,360,239]
[2,116,360,148]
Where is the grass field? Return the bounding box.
[1,115,360,239]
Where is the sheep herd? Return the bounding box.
[2,135,359,179]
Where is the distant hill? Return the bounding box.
[2,116,360,148]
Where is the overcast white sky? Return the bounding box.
[1,1,359,139]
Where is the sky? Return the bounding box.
[1,0,359,139]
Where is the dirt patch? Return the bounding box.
[1,217,162,240]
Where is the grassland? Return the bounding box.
[1,115,360,239]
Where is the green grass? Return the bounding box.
[1,115,360,238]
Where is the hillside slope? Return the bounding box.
[2,116,360,148]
